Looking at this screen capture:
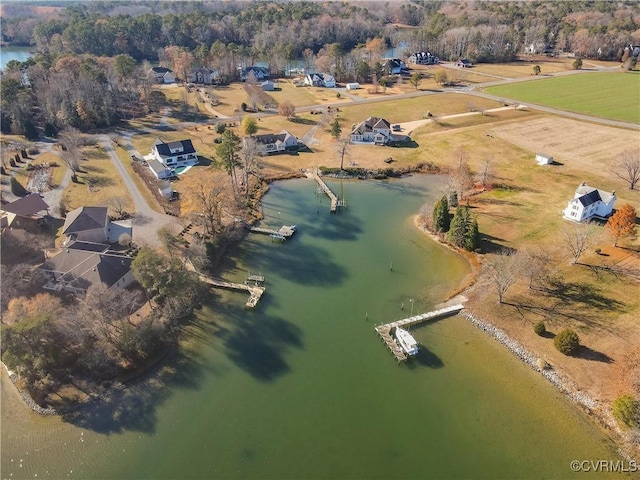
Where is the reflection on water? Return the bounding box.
[1,176,622,479]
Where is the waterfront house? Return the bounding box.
[148,66,176,84]
[150,138,198,169]
[562,182,616,222]
[41,243,134,297]
[304,73,336,88]
[241,66,270,82]
[350,117,391,145]
[0,193,49,231]
[248,130,299,154]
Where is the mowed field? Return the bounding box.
[484,71,640,123]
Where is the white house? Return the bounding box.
[562,182,616,222]
[249,130,299,154]
[241,66,270,82]
[304,73,336,88]
[148,67,176,84]
[150,138,198,169]
[383,58,407,75]
[535,153,553,165]
[408,52,439,65]
[350,117,391,145]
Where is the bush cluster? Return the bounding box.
[553,329,580,355]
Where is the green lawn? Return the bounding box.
[484,71,640,124]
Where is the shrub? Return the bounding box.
[336,92,341,99]
[612,395,640,428]
[241,102,247,112]
[533,321,546,336]
[215,123,226,134]
[553,329,579,355]
[27,147,39,155]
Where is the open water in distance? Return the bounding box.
[1,175,623,479]
[0,46,34,70]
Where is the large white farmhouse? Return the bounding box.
[350,117,391,145]
[562,182,616,222]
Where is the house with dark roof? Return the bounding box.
[247,130,299,154]
[150,138,198,169]
[563,182,616,222]
[62,206,132,245]
[241,66,270,82]
[40,245,134,297]
[148,66,176,84]
[0,193,49,231]
[408,52,439,65]
[383,59,408,75]
[304,73,336,88]
[455,59,473,68]
[350,117,391,145]
[187,67,219,85]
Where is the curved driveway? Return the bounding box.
[98,135,178,248]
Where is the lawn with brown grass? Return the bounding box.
[61,144,133,212]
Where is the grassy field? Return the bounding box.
[61,144,134,213]
[484,71,640,123]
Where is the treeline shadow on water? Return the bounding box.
[60,346,208,435]
[209,296,304,382]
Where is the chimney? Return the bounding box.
[581,181,586,186]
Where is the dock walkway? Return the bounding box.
[250,225,296,241]
[186,260,265,308]
[311,170,340,212]
[374,304,465,362]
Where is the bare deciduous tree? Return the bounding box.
[278,101,296,120]
[562,223,599,265]
[59,127,83,176]
[108,196,129,218]
[613,149,640,190]
[483,249,524,304]
[336,136,350,170]
[239,137,264,198]
[449,160,474,201]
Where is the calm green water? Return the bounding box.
[1,176,623,479]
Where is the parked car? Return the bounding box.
[392,124,401,131]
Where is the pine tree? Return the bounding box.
[330,119,341,139]
[447,205,469,247]
[432,195,450,233]
[464,218,480,251]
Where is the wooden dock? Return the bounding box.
[312,170,341,212]
[250,225,296,241]
[374,304,465,362]
[185,260,265,308]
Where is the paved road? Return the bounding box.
[97,134,178,248]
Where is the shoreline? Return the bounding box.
[413,213,638,461]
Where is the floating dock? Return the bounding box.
[250,225,296,241]
[374,304,465,362]
[312,170,344,212]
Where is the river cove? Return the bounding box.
[1,175,624,479]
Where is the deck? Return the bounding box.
[374,304,465,362]
[250,225,296,241]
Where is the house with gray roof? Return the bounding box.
[41,246,134,297]
[62,206,132,244]
[148,66,176,84]
[350,117,391,145]
[247,130,299,154]
[562,182,616,222]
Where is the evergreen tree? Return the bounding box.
[464,218,480,251]
[432,195,450,233]
[330,118,342,139]
[447,205,468,247]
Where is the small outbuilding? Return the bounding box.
[346,83,360,90]
[535,153,553,165]
[261,80,276,91]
